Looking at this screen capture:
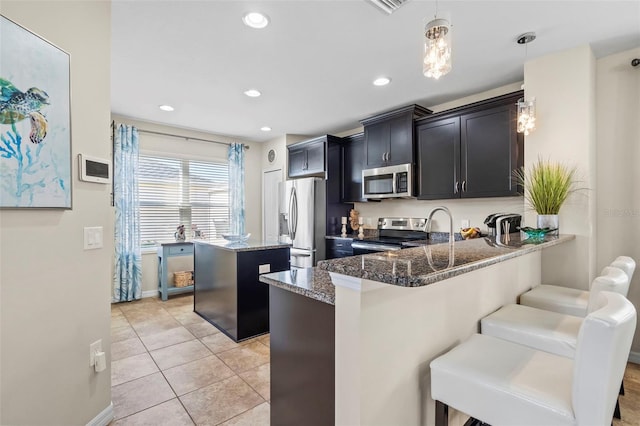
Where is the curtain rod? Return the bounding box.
[135,128,249,149]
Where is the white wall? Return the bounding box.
[524,45,597,290]
[352,82,526,232]
[0,1,113,424]
[112,116,262,296]
[595,47,640,353]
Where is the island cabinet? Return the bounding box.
[339,132,366,203]
[416,91,524,200]
[193,240,290,342]
[361,104,432,169]
[287,135,342,179]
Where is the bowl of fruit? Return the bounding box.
[461,227,482,239]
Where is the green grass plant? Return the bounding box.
[513,158,578,215]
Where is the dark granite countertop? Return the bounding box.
[259,267,335,305]
[317,234,574,287]
[194,239,291,252]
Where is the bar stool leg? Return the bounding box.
[614,398,621,419]
[435,400,448,426]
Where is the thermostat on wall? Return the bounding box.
[78,154,111,184]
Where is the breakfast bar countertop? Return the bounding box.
[193,239,291,252]
[259,267,335,305]
[317,233,575,287]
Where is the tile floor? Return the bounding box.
[111,294,640,425]
[110,294,270,425]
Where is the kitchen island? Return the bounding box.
[194,239,290,342]
[260,233,574,426]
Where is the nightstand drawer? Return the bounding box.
[168,245,194,255]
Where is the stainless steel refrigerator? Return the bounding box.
[278,177,326,269]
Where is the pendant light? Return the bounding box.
[517,32,536,136]
[423,0,451,80]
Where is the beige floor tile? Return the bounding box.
[171,311,205,326]
[112,372,175,420]
[131,317,182,338]
[112,353,159,386]
[111,304,123,315]
[118,298,162,314]
[200,332,241,354]
[162,295,194,308]
[163,355,235,396]
[239,363,270,401]
[184,321,220,338]
[179,375,263,425]
[258,334,270,347]
[112,337,147,361]
[111,315,131,329]
[111,325,138,343]
[114,398,193,426]
[218,402,270,426]
[217,342,270,374]
[150,339,211,370]
[125,309,174,325]
[140,327,196,351]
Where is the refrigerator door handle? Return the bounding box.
[288,187,295,239]
[291,187,298,240]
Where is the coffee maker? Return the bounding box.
[484,213,522,237]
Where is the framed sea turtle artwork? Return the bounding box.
[0,15,71,209]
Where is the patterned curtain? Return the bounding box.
[228,143,245,236]
[113,124,142,302]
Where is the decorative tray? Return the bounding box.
[222,233,251,242]
[521,227,556,240]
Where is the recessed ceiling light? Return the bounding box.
[244,89,261,97]
[159,105,174,111]
[261,126,272,132]
[373,77,391,86]
[243,12,269,29]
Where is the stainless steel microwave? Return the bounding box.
[362,163,413,199]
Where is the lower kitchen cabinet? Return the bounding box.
[326,238,353,259]
[416,92,523,200]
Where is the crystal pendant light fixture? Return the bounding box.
[516,32,536,135]
[423,17,451,79]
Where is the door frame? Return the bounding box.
[262,168,284,241]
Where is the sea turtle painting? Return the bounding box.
[0,77,49,144]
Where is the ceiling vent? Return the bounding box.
[368,0,410,14]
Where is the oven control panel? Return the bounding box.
[378,217,427,231]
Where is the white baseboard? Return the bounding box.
[141,290,158,299]
[629,351,640,364]
[86,402,113,426]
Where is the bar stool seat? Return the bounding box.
[481,267,628,358]
[519,256,635,317]
[431,291,637,426]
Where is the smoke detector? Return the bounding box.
[368,0,410,14]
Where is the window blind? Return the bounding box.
[139,154,229,244]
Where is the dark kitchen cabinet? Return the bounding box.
[340,132,366,203]
[361,105,432,168]
[288,137,326,178]
[326,238,353,259]
[416,92,523,200]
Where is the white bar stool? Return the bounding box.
[430,291,636,426]
[519,256,635,317]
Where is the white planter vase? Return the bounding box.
[536,214,559,235]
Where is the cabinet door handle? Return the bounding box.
[386,152,390,162]
[382,152,386,162]
[462,180,467,192]
[454,181,459,194]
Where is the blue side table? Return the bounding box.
[158,242,194,301]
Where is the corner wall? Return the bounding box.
[0,1,113,424]
[595,47,640,353]
[524,45,597,290]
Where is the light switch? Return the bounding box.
[84,226,104,250]
[258,264,271,274]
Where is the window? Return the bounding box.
[138,154,229,244]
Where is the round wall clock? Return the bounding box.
[268,149,276,163]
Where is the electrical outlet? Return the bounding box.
[461,219,470,228]
[258,264,271,274]
[89,339,102,366]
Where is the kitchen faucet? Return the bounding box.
[425,206,454,245]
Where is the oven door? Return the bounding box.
[351,242,401,255]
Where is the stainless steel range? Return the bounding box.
[351,217,428,255]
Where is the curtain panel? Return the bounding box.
[228,143,245,236]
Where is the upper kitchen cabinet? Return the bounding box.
[361,104,432,168]
[340,132,366,203]
[288,135,341,178]
[416,92,524,200]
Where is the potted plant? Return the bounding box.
[513,158,579,235]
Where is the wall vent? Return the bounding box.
[368,0,410,14]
